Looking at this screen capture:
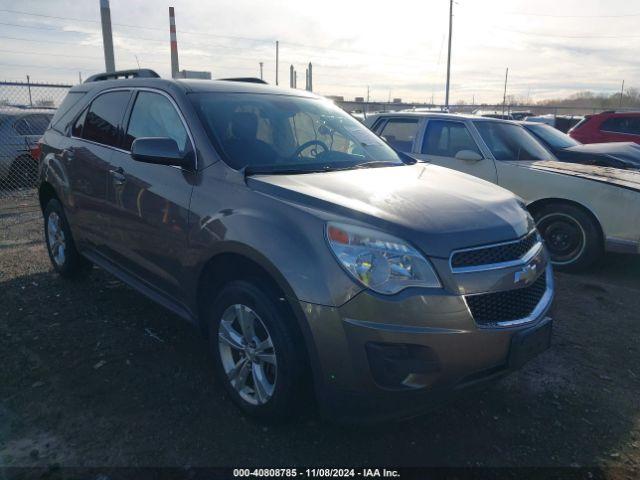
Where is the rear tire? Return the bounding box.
[44,199,92,279]
[206,279,307,422]
[533,203,602,272]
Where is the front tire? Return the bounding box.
[44,199,92,278]
[206,280,307,422]
[533,203,603,272]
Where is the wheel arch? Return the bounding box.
[195,245,322,387]
[38,181,59,212]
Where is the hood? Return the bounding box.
[560,142,640,169]
[517,160,640,192]
[247,164,533,258]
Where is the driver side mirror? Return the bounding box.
[455,150,483,162]
[131,137,189,168]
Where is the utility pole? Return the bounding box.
[26,75,32,107]
[620,80,625,108]
[502,67,509,118]
[275,41,279,86]
[444,0,453,109]
[100,0,116,73]
[78,72,83,84]
[259,62,264,80]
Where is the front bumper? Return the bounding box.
[302,264,554,422]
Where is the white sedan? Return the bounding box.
[365,112,640,271]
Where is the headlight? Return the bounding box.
[326,222,441,295]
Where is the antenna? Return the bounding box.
[134,55,141,70]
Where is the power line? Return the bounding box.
[497,10,640,18]
[0,10,436,62]
[494,26,640,39]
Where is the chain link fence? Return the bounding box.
[0,81,71,204]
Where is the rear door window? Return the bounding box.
[81,91,131,147]
[124,91,189,152]
[421,120,481,157]
[378,118,419,152]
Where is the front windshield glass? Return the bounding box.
[190,92,405,172]
[527,124,581,149]
[474,121,553,161]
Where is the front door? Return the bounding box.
[413,119,498,183]
[105,90,195,299]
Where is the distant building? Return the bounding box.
[177,70,212,80]
[393,98,402,103]
[326,95,344,102]
[354,96,365,102]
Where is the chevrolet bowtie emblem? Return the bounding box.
[514,263,537,285]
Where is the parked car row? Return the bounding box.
[20,68,640,423]
[365,111,640,271]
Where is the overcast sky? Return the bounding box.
[0,0,637,103]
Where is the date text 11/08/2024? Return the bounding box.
[233,468,401,478]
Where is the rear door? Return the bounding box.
[67,89,132,248]
[104,89,195,299]
[413,119,498,182]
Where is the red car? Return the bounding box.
[569,111,640,145]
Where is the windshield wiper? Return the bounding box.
[243,165,332,176]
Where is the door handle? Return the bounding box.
[109,167,126,185]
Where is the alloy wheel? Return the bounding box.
[218,304,277,406]
[47,212,67,267]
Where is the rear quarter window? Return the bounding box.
[600,116,640,135]
[50,92,86,133]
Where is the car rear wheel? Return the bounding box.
[206,280,307,422]
[533,203,602,272]
[44,199,92,278]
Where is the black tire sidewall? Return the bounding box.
[206,280,304,421]
[534,203,602,272]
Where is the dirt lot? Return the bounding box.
[1,196,639,476]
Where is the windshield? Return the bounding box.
[527,123,580,149]
[474,121,553,161]
[190,92,405,173]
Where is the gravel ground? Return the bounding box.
[1,196,639,476]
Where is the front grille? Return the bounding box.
[466,273,547,325]
[451,231,539,269]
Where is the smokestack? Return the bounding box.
[99,0,115,72]
[275,41,279,85]
[169,7,180,79]
[305,68,309,91]
[294,70,297,88]
[308,62,313,92]
[289,65,294,88]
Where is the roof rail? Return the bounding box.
[84,69,160,83]
[218,77,268,84]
